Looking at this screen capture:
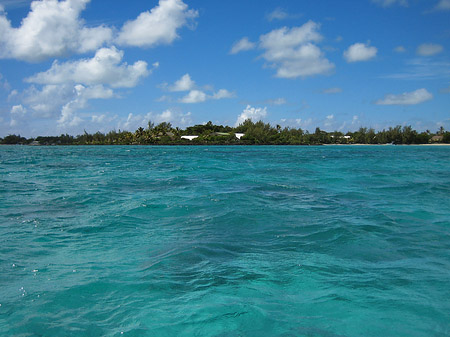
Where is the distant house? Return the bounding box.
[235,133,245,140]
[343,135,351,139]
[430,135,443,143]
[29,141,40,146]
[181,135,199,141]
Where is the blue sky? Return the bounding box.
[0,0,449,137]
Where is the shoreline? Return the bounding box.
[2,143,450,147]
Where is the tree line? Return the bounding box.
[1,120,449,145]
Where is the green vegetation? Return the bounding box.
[1,120,449,145]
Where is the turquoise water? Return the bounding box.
[0,145,449,336]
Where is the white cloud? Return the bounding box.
[324,114,335,129]
[376,88,433,105]
[164,74,234,103]
[19,83,113,129]
[260,21,322,52]
[267,8,288,21]
[8,89,18,100]
[344,42,377,62]
[322,87,342,94]
[0,0,113,62]
[259,21,334,78]
[58,84,114,127]
[155,95,173,102]
[235,105,267,126]
[119,109,192,131]
[230,37,256,55]
[116,0,198,48]
[416,43,443,56]
[26,47,150,88]
[295,118,312,128]
[10,104,27,126]
[79,84,114,99]
[372,0,408,7]
[212,89,234,99]
[155,73,236,104]
[335,115,361,132]
[394,46,407,53]
[180,89,207,103]
[0,0,198,62]
[91,114,106,124]
[169,73,195,92]
[120,113,146,131]
[151,109,192,126]
[179,88,234,103]
[432,0,450,11]
[23,84,75,117]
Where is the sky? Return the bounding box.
[0,0,449,137]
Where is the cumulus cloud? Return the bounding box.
[91,114,107,124]
[26,47,150,88]
[322,87,343,94]
[0,0,113,62]
[235,105,267,126]
[151,109,192,126]
[230,37,256,54]
[168,73,195,91]
[212,89,234,99]
[344,42,377,62]
[49,84,113,127]
[267,8,288,21]
[180,89,207,103]
[23,84,75,117]
[416,43,443,56]
[0,0,198,62]
[164,74,234,103]
[116,0,198,48]
[259,21,334,78]
[179,88,234,103]
[376,88,433,105]
[372,0,408,7]
[10,104,27,126]
[19,82,114,128]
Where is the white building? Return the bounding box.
[181,135,199,141]
[235,133,245,140]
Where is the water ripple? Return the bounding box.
[0,145,449,336]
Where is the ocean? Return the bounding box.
[0,145,449,336]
